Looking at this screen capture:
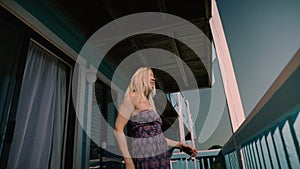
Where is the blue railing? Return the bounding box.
[170,149,222,169]
[222,51,300,169]
[223,109,300,169]
[241,110,300,169]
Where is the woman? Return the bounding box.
[114,67,197,169]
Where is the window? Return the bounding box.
[6,41,72,169]
[89,79,124,169]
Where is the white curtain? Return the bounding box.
[7,41,67,169]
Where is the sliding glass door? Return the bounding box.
[7,41,71,169]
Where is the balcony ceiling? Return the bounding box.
[48,0,213,93]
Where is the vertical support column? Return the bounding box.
[210,1,246,168]
[86,65,97,169]
[185,99,195,147]
[185,99,198,169]
[209,0,245,132]
[72,56,87,169]
[177,93,185,142]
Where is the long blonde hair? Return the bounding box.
[125,67,156,110]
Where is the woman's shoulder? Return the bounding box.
[127,92,139,99]
[128,91,138,97]
[126,92,140,105]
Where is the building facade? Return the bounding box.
[0,0,253,169]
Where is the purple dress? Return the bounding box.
[128,109,171,169]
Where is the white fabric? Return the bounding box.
[7,42,67,169]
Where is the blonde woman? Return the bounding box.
[114,67,197,169]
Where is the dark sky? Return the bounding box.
[216,0,300,115]
[187,0,300,148]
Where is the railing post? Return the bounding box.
[233,135,246,169]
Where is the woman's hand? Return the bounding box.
[176,142,198,157]
[125,162,135,169]
[124,158,135,169]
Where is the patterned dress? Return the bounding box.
[128,109,171,169]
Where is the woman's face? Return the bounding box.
[148,69,156,90]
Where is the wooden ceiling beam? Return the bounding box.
[101,0,165,91]
[131,39,165,91]
[169,32,189,87]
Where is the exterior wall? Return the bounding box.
[0,4,78,168]
[0,1,251,169]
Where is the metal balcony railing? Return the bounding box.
[170,149,223,169]
[221,50,300,169]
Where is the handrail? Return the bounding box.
[171,149,221,159]
[222,48,300,169]
[170,149,222,169]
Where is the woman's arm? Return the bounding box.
[165,138,198,157]
[165,138,180,148]
[114,114,134,168]
[114,94,137,169]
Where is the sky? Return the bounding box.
[183,0,300,149]
[216,0,300,116]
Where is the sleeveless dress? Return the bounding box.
[128,109,171,169]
